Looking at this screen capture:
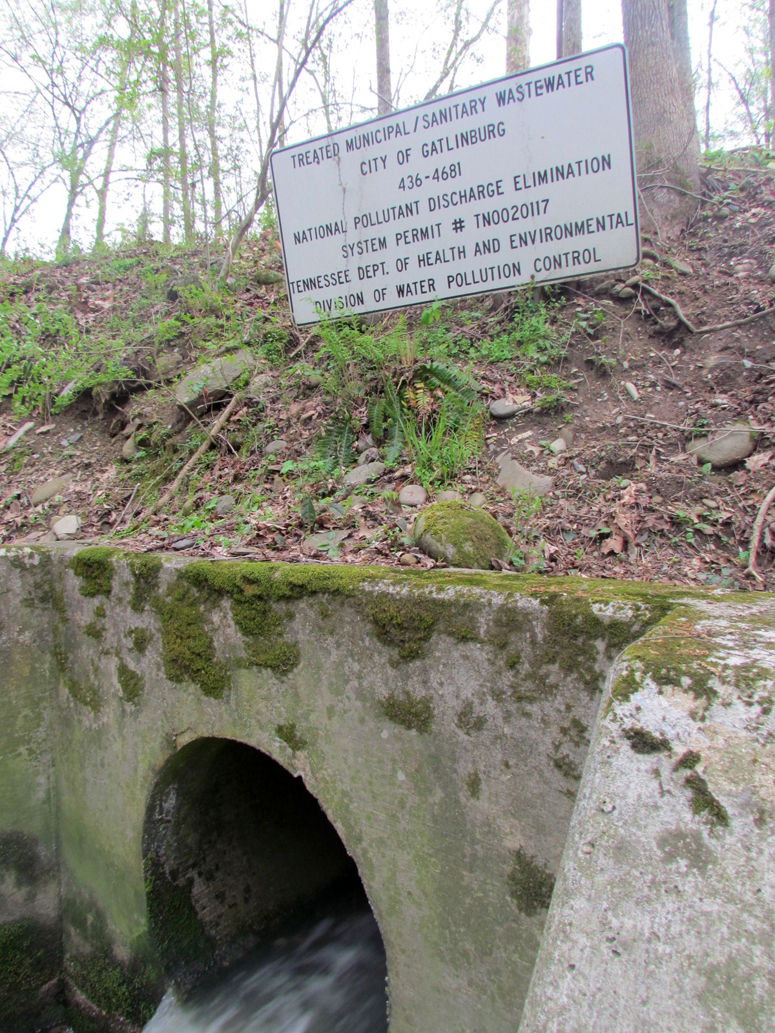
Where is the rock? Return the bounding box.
[616,287,637,299]
[595,279,616,295]
[253,269,285,285]
[31,475,73,505]
[167,275,202,302]
[4,421,35,450]
[399,484,427,507]
[625,275,641,287]
[665,257,693,276]
[609,284,624,297]
[559,426,574,448]
[399,552,419,566]
[122,434,138,461]
[548,438,567,455]
[768,263,775,284]
[52,515,80,539]
[154,350,183,379]
[572,460,586,474]
[181,500,195,516]
[356,434,375,453]
[490,399,520,419]
[358,447,381,466]
[248,373,276,397]
[413,501,513,570]
[690,423,757,468]
[436,490,462,502]
[641,246,659,261]
[625,382,640,401]
[263,439,288,457]
[496,456,553,496]
[306,374,323,389]
[171,538,195,550]
[175,349,254,414]
[303,528,349,553]
[468,492,487,507]
[343,461,385,487]
[36,424,55,435]
[215,495,236,516]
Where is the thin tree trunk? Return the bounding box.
[769,0,775,148]
[159,0,172,244]
[704,0,717,151]
[58,163,81,255]
[622,0,701,237]
[94,110,121,248]
[556,0,581,59]
[374,0,392,114]
[206,0,223,235]
[669,0,694,120]
[172,0,194,242]
[506,0,530,74]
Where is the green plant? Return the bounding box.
[402,393,484,485]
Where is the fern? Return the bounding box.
[367,396,385,440]
[314,415,356,474]
[413,360,477,403]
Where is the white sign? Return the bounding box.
[271,44,639,325]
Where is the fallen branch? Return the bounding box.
[145,393,242,517]
[746,482,775,584]
[640,283,775,335]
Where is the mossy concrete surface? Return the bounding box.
[1,546,773,1032]
[519,598,775,1033]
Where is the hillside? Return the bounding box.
[1,153,774,591]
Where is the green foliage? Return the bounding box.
[0,300,127,416]
[402,393,483,485]
[314,415,356,475]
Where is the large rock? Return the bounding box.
[31,474,72,505]
[413,500,513,569]
[690,423,757,468]
[496,455,553,495]
[175,349,254,414]
[343,461,385,487]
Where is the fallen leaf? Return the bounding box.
[745,451,773,472]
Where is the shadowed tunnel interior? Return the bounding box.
[142,737,387,1010]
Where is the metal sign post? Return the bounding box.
[271,44,639,325]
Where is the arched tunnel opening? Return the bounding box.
[142,737,388,1029]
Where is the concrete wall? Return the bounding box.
[0,546,773,1032]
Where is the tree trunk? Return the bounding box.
[556,0,581,59]
[57,162,81,256]
[704,0,717,151]
[769,0,775,148]
[172,0,194,242]
[622,0,701,237]
[668,0,694,118]
[159,0,172,244]
[206,0,223,234]
[94,110,121,248]
[506,0,530,73]
[374,0,392,114]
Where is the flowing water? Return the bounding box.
[143,905,388,1033]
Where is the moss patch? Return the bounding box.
[464,770,482,799]
[379,689,434,733]
[553,752,581,780]
[413,500,513,569]
[674,748,701,771]
[128,555,163,612]
[152,577,229,699]
[455,700,487,734]
[275,722,308,751]
[507,847,555,916]
[624,725,672,754]
[684,771,729,828]
[70,547,115,598]
[128,626,150,654]
[117,659,144,704]
[370,598,436,660]
[0,918,61,1026]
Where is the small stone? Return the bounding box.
[548,437,567,454]
[559,426,574,447]
[214,495,236,517]
[640,258,655,268]
[489,398,520,419]
[263,439,288,457]
[665,257,693,276]
[303,528,350,553]
[413,500,513,569]
[122,434,138,461]
[249,373,276,397]
[690,423,757,468]
[608,284,623,297]
[31,475,73,505]
[468,492,487,507]
[52,515,80,539]
[36,424,56,435]
[356,434,375,453]
[625,382,640,401]
[768,263,775,284]
[496,456,553,496]
[399,552,419,566]
[399,484,427,507]
[68,432,82,444]
[572,460,586,473]
[436,490,462,502]
[641,246,659,261]
[625,275,641,287]
[181,500,195,516]
[343,461,386,487]
[171,538,195,550]
[306,373,323,389]
[4,421,35,449]
[595,279,616,295]
[616,286,637,299]
[358,447,380,466]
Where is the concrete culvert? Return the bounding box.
[142,736,388,1018]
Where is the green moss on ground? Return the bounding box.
[275,722,308,751]
[507,847,555,916]
[128,627,150,654]
[128,555,163,612]
[684,771,730,828]
[70,547,115,598]
[413,500,513,569]
[0,918,61,1026]
[379,689,434,733]
[117,659,144,704]
[624,726,672,754]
